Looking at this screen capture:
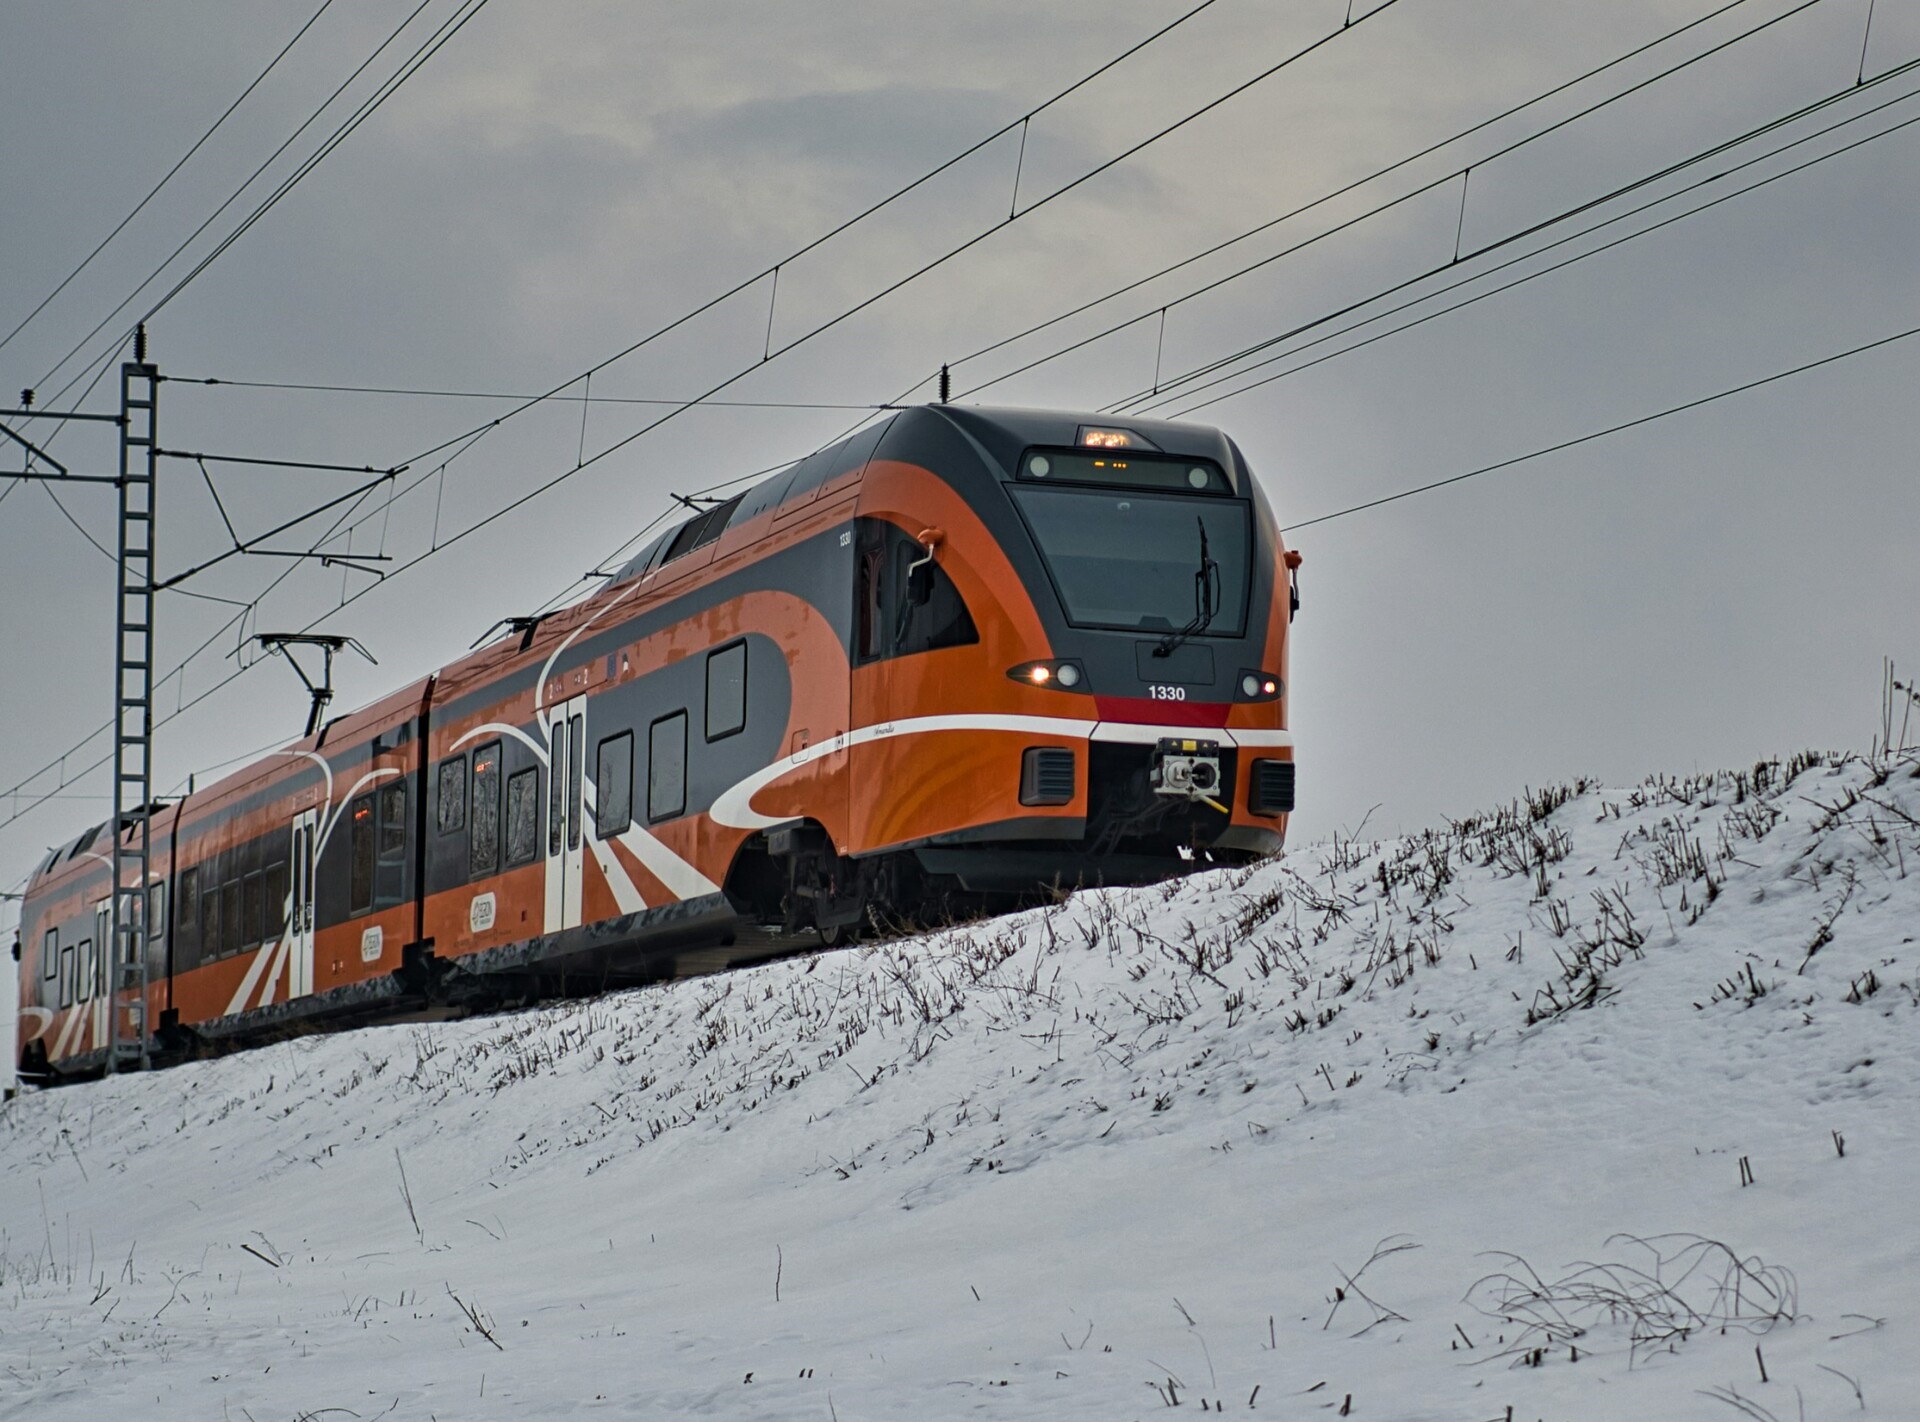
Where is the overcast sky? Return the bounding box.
[3,0,1917,1044]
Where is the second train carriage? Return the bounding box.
[15,404,1299,1079]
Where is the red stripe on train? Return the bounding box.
[1093,696,1230,728]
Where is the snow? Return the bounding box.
[3,748,1917,1420]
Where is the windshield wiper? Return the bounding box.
[1153,517,1220,658]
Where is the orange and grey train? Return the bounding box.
[15,405,1299,1080]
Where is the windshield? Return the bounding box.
[1009,485,1251,636]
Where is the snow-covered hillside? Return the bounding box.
[3,749,1916,1421]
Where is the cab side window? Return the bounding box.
[854,520,978,664]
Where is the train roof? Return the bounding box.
[612,403,1240,586]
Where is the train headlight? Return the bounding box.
[1236,670,1283,702]
[1007,660,1089,692]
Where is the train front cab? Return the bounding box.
[844,404,1294,894]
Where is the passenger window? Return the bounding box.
[568,715,584,852]
[549,722,566,858]
[706,642,747,740]
[505,768,540,866]
[178,868,199,954]
[596,732,633,839]
[243,872,265,947]
[223,881,242,954]
[263,862,288,942]
[58,940,75,1007]
[470,742,502,877]
[437,756,466,834]
[41,928,57,983]
[379,781,408,861]
[349,794,375,913]
[201,882,221,959]
[648,712,687,822]
[147,883,166,943]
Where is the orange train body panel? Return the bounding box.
[17,405,1296,1079]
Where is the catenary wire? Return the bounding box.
[953,0,1831,403]
[243,4,1413,610]
[936,0,1778,390]
[380,0,1403,481]
[175,379,903,411]
[1280,319,1920,532]
[1127,57,1920,413]
[0,0,340,361]
[29,0,473,401]
[1159,82,1920,417]
[2,0,1256,628]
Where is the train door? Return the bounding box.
[544,695,586,933]
[289,807,319,997]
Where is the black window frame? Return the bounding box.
[177,866,199,954]
[469,741,503,878]
[263,860,288,944]
[349,792,376,914]
[243,871,266,949]
[549,721,567,859]
[436,754,467,835]
[504,767,541,867]
[567,714,584,852]
[200,878,222,960]
[74,937,93,1003]
[648,711,688,823]
[222,879,243,955]
[41,927,57,983]
[595,731,633,840]
[705,641,748,742]
[147,883,166,945]
[378,780,408,863]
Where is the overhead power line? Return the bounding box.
[1155,73,1920,417]
[179,377,898,411]
[385,0,1403,481]
[1282,318,1920,532]
[236,2,1407,619]
[7,0,1243,609]
[33,0,493,403]
[950,0,1824,402]
[0,0,340,361]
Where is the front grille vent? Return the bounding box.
[1249,758,1295,816]
[1020,747,1076,806]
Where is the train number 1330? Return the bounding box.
[1147,685,1188,701]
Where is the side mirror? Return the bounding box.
[1284,548,1303,621]
[905,527,945,607]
